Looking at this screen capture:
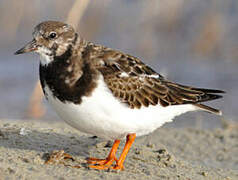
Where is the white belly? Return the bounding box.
[44,75,198,140]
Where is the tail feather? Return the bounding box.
[167,82,225,104]
[192,88,225,94]
[175,86,225,115]
[162,81,225,115]
[199,93,223,103]
[194,103,222,115]
[193,88,225,115]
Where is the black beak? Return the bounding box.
[14,39,38,55]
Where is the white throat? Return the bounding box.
[36,47,54,66]
[39,53,53,66]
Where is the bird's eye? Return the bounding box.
[49,32,57,39]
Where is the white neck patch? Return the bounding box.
[39,53,53,66]
[36,47,54,66]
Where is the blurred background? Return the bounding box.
[0,0,237,129]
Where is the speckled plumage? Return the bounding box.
[31,21,223,113]
[16,21,224,139]
[14,21,225,170]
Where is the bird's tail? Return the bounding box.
[192,88,225,115]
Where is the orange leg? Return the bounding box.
[87,139,120,169]
[88,133,136,170]
[112,133,136,170]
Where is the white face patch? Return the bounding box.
[36,46,53,66]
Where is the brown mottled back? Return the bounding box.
[86,45,224,111]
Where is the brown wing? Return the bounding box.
[89,45,224,113]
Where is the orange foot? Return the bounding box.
[88,157,122,170]
[89,163,124,170]
[87,156,118,165]
[87,134,136,170]
[87,139,120,170]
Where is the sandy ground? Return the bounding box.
[0,119,237,180]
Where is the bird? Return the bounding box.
[15,21,224,170]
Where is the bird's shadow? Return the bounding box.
[0,127,103,157]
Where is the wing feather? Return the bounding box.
[87,44,224,114]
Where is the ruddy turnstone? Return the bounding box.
[15,21,224,170]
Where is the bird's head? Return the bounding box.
[15,21,78,65]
